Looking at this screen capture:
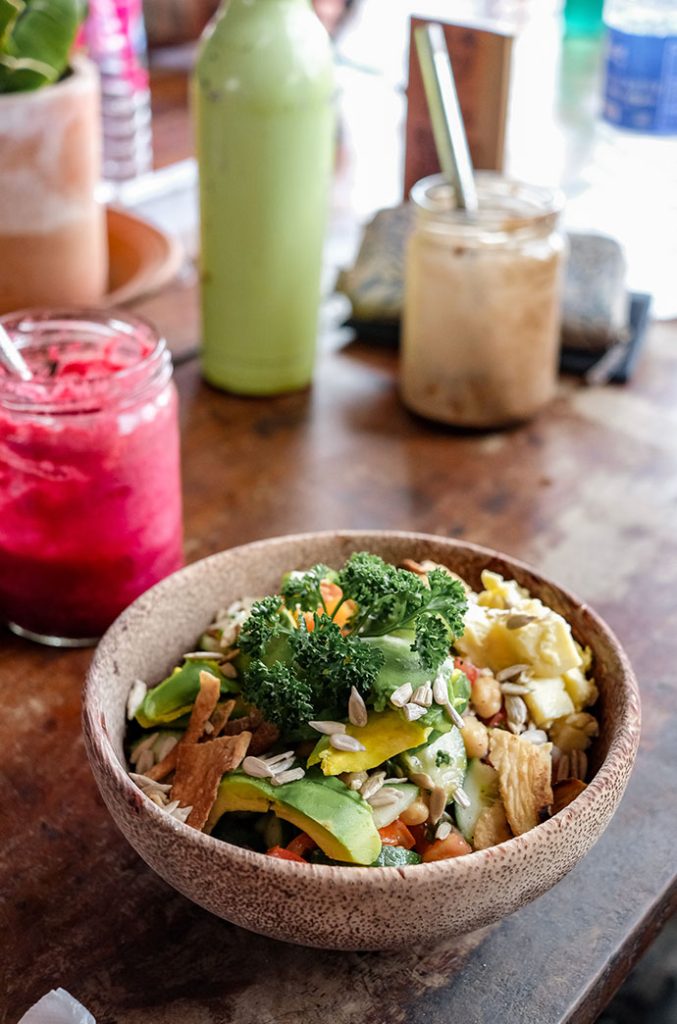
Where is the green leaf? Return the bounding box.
[0,0,23,46]
[0,0,86,93]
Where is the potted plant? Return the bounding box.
[0,0,107,314]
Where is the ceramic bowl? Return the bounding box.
[83,531,641,951]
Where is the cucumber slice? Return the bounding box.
[455,759,499,842]
[399,728,467,801]
[370,782,419,829]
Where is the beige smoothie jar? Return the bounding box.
[400,173,566,429]
[0,56,107,315]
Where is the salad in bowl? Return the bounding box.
[124,552,599,867]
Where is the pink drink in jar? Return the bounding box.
[0,310,183,646]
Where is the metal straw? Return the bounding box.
[414,23,479,215]
[0,322,32,381]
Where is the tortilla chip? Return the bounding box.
[224,709,263,736]
[488,728,553,836]
[209,699,237,738]
[171,731,252,830]
[472,799,512,850]
[147,671,222,781]
[248,720,280,756]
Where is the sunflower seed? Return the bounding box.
[505,695,528,726]
[506,614,538,630]
[453,787,471,809]
[500,681,531,696]
[360,772,386,801]
[403,702,428,721]
[435,821,452,841]
[129,732,159,765]
[348,687,368,727]
[507,721,526,735]
[367,788,400,808]
[329,733,366,752]
[410,772,434,791]
[428,786,447,824]
[203,721,214,735]
[390,682,414,708]
[445,703,466,729]
[170,805,193,824]
[412,683,433,708]
[342,770,368,791]
[496,663,530,682]
[222,662,238,679]
[383,777,408,784]
[126,678,148,720]
[271,767,306,786]
[147,791,167,807]
[129,773,172,794]
[432,673,449,706]
[154,734,179,762]
[308,720,347,736]
[164,800,180,815]
[522,728,549,745]
[135,749,155,775]
[555,753,571,783]
[242,756,275,779]
[268,756,297,776]
[262,749,297,766]
[570,749,588,781]
[182,651,225,661]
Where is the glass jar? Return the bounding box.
[0,310,183,646]
[400,173,566,429]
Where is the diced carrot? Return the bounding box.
[378,820,416,849]
[287,832,317,857]
[266,845,306,863]
[421,832,472,862]
[454,657,479,685]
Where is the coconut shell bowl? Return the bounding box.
[82,531,640,951]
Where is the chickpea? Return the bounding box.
[400,798,429,826]
[470,673,502,719]
[461,714,489,759]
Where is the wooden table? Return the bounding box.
[3,60,677,1024]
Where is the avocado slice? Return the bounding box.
[399,727,467,802]
[135,660,233,728]
[207,773,382,865]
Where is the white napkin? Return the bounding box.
[17,989,95,1024]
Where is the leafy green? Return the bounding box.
[280,564,335,612]
[370,846,422,867]
[337,553,467,672]
[0,0,87,93]
[239,614,384,733]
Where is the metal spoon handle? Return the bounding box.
[414,23,479,215]
[0,323,32,381]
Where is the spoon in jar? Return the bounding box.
[0,322,32,381]
[414,22,479,215]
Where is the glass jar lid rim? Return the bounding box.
[410,171,565,227]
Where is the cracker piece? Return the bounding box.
[472,799,512,850]
[248,721,280,756]
[146,671,222,781]
[488,728,553,836]
[171,731,252,830]
[209,699,237,738]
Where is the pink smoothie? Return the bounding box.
[0,314,183,642]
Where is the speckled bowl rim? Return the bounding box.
[83,530,641,889]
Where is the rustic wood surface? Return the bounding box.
[3,59,677,1024]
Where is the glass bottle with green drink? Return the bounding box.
[194,0,335,395]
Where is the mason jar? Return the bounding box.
[400,173,566,428]
[0,310,183,646]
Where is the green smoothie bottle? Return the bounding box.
[194,0,335,394]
